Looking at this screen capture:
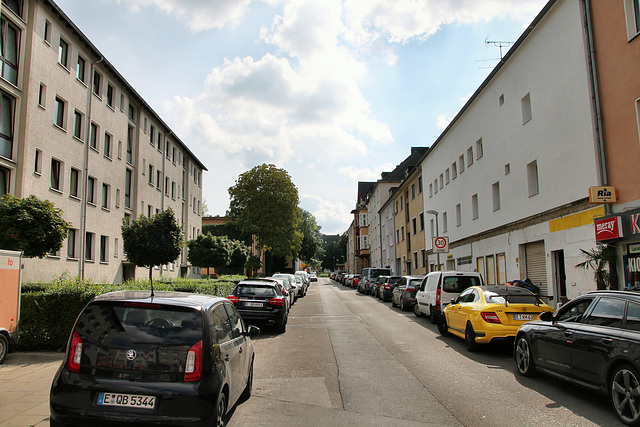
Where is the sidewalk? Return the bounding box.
[0,352,64,426]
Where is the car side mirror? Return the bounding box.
[451,298,457,304]
[245,325,260,337]
[539,311,553,322]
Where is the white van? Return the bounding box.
[414,271,484,324]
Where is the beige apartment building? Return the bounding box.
[0,0,206,283]
[392,167,426,276]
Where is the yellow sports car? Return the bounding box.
[437,285,553,352]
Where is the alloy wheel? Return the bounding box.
[611,365,640,425]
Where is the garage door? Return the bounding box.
[525,241,547,296]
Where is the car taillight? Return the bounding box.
[269,297,285,306]
[384,284,391,289]
[405,286,416,292]
[227,295,239,303]
[481,312,502,324]
[67,331,83,373]
[436,288,441,305]
[185,340,203,382]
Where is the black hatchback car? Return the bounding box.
[50,290,258,427]
[227,279,289,333]
[514,289,640,425]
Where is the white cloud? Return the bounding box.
[301,193,352,230]
[338,162,396,182]
[436,114,454,131]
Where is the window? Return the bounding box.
[106,84,114,108]
[467,147,474,167]
[421,249,426,268]
[67,228,77,259]
[0,165,8,196]
[117,140,122,159]
[418,176,422,194]
[156,170,161,189]
[439,174,443,189]
[147,204,153,218]
[85,232,94,261]
[34,149,42,174]
[120,93,125,111]
[73,110,83,139]
[38,83,46,107]
[442,212,448,233]
[50,158,61,191]
[458,155,465,173]
[126,126,133,164]
[433,179,438,194]
[428,183,433,198]
[69,167,79,198]
[125,169,132,209]
[521,93,532,124]
[585,297,625,329]
[505,163,511,175]
[401,226,405,241]
[456,204,461,227]
[148,164,154,185]
[472,194,478,219]
[445,168,450,185]
[527,160,539,197]
[165,177,169,195]
[101,183,110,209]
[89,122,98,149]
[100,236,108,263]
[626,302,640,331]
[171,181,176,199]
[76,56,86,83]
[413,252,418,269]
[452,162,457,180]
[419,212,424,231]
[624,0,640,39]
[412,217,417,235]
[411,184,415,200]
[115,188,120,208]
[44,19,51,44]
[104,132,112,158]
[92,70,101,96]
[492,182,501,211]
[0,91,14,159]
[128,104,135,122]
[476,139,483,159]
[114,238,119,257]
[396,229,400,244]
[58,38,68,68]
[499,94,504,106]
[87,176,95,204]
[54,96,65,129]
[0,17,19,85]
[429,218,434,237]
[150,125,155,146]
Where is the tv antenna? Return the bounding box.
[476,37,515,69]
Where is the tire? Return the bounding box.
[240,360,254,402]
[437,314,451,336]
[400,296,408,311]
[429,305,439,325]
[414,303,423,317]
[610,364,640,426]
[0,334,8,365]
[276,316,287,334]
[514,336,536,377]
[391,297,397,308]
[215,391,228,427]
[464,322,480,352]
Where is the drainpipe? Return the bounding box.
[79,56,104,279]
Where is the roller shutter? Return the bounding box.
[525,241,547,295]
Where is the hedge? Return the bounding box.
[18,274,243,352]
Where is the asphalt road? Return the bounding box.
[228,278,622,426]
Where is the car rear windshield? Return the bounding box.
[370,269,392,279]
[236,285,277,298]
[484,291,541,305]
[442,276,482,293]
[74,301,203,381]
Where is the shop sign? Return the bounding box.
[589,186,617,203]
[625,245,640,287]
[595,216,623,241]
[457,255,472,266]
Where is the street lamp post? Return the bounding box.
[426,210,440,271]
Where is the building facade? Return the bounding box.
[0,0,206,283]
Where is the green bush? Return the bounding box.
[17,274,245,352]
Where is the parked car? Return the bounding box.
[514,290,640,425]
[414,271,484,324]
[389,275,423,307]
[295,271,310,291]
[343,274,354,287]
[376,276,401,301]
[351,274,361,289]
[309,272,318,282]
[267,276,296,307]
[370,276,388,299]
[358,267,393,294]
[437,285,553,352]
[227,279,289,333]
[273,273,303,299]
[50,290,258,427]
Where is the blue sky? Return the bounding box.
[54,0,548,234]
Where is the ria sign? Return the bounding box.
[595,216,623,242]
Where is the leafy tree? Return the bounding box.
[245,255,262,278]
[121,208,183,284]
[0,194,71,258]
[576,244,617,290]
[203,221,251,246]
[299,209,323,263]
[222,239,251,275]
[187,234,233,278]
[228,164,303,260]
[322,232,348,270]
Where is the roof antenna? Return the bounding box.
[477,36,515,69]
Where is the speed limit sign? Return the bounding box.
[433,236,449,253]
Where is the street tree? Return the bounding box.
[187,234,246,278]
[121,208,183,285]
[228,164,303,260]
[0,194,71,258]
[299,209,323,263]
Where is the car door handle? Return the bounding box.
[239,347,243,354]
[224,354,230,362]
[602,338,614,345]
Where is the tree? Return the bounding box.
[121,208,183,283]
[228,164,303,259]
[576,244,617,290]
[187,234,233,278]
[0,194,71,258]
[299,209,323,263]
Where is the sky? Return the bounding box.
[54,0,548,235]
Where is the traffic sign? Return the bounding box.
[433,236,449,253]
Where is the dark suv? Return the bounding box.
[227,279,289,333]
[50,290,258,427]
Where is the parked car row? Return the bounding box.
[332,271,640,425]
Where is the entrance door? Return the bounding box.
[524,241,547,295]
[552,250,567,307]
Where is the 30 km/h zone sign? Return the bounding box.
[433,236,449,253]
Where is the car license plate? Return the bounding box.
[514,314,534,321]
[97,392,156,409]
[245,302,263,308]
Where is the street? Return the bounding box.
[229,278,621,426]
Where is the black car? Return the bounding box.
[392,275,425,310]
[514,290,640,425]
[50,290,258,427]
[376,276,402,301]
[228,279,289,333]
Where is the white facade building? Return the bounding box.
[421,0,603,305]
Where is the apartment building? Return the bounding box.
[0,0,206,283]
[587,0,640,287]
[420,0,603,304]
